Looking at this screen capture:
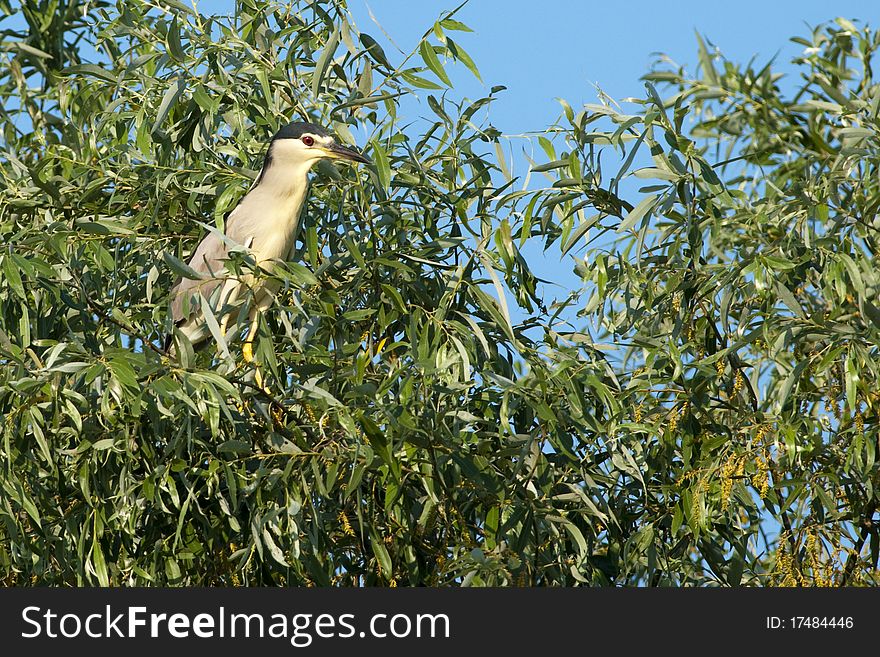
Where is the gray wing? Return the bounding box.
[169,230,230,324]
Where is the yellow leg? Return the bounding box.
[242,308,268,392]
[242,308,260,364]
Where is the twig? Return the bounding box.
[841,500,878,586]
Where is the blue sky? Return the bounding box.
[348,0,878,134]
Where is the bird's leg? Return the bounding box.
[234,307,266,418]
[242,308,260,365]
[216,277,241,352]
[243,302,275,396]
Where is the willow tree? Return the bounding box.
[1,1,877,586]
[560,18,880,585]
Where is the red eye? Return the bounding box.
[301,135,314,146]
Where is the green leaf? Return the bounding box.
[775,360,810,414]
[92,539,109,586]
[370,139,391,190]
[151,78,186,134]
[312,25,340,97]
[370,535,393,578]
[400,70,443,90]
[695,31,719,86]
[618,193,658,232]
[419,40,451,87]
[1,256,25,299]
[477,253,517,345]
[440,18,473,32]
[845,350,859,413]
[360,33,391,69]
[262,527,289,567]
[836,253,864,296]
[531,159,569,173]
[343,309,377,321]
[561,214,601,257]
[633,167,681,181]
[774,282,805,318]
[447,38,481,81]
[163,251,204,280]
[11,42,52,59]
[63,63,118,83]
[107,354,138,392]
[167,16,186,61]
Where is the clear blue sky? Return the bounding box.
[348,0,877,135]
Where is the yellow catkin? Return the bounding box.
[755,425,767,444]
[716,358,725,378]
[823,561,834,587]
[681,468,701,482]
[634,403,643,423]
[732,370,744,397]
[691,477,707,526]
[805,530,830,587]
[774,532,799,587]
[826,382,842,420]
[668,406,679,434]
[855,411,864,435]
[720,457,737,511]
[672,294,681,312]
[271,405,284,425]
[753,450,770,499]
[338,511,355,537]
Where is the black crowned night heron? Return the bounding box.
[165,121,370,366]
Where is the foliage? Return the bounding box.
[0,1,877,586]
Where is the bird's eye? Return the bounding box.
[301,135,315,146]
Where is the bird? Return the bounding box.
[165,120,371,367]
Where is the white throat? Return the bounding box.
[236,156,314,263]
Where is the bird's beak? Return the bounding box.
[324,142,372,164]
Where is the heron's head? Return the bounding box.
[265,121,371,175]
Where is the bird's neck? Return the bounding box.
[254,158,312,203]
[238,159,312,262]
[246,160,312,241]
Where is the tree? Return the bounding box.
[0,1,877,586]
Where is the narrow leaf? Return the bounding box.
[618,194,658,232]
[419,40,451,87]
